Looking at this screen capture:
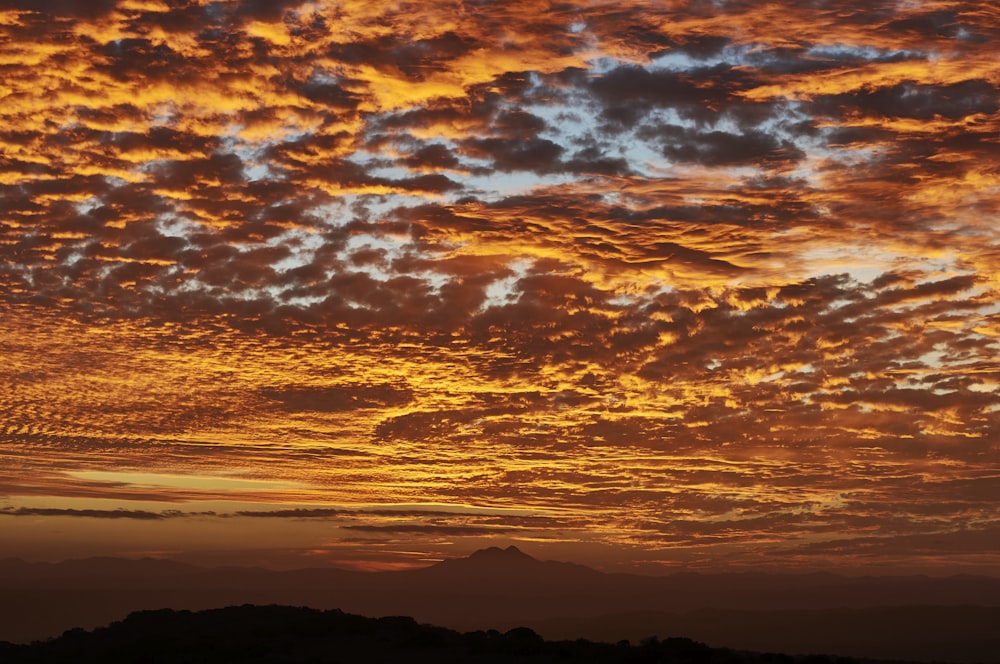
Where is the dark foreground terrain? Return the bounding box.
[3,549,999,662]
[0,604,912,664]
[5,548,1000,661]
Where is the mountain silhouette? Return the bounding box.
[2,548,999,662]
[424,544,540,574]
[473,544,531,559]
[416,545,601,589]
[0,603,922,664]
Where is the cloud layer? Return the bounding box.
[1,0,998,573]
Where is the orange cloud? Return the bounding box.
[0,0,998,574]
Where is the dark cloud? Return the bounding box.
[236,508,344,518]
[0,507,180,520]
[813,80,999,121]
[263,385,414,413]
[464,137,565,173]
[233,0,303,22]
[100,38,191,82]
[589,64,756,127]
[642,125,804,166]
[342,524,517,535]
[883,9,971,40]
[402,144,463,171]
[0,0,119,18]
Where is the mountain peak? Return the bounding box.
[468,545,534,561]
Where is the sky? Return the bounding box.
[1,0,998,575]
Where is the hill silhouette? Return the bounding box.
[2,548,999,662]
[525,606,1000,664]
[0,603,914,664]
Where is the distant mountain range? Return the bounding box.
[2,546,999,663]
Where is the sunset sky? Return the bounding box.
[1,0,998,575]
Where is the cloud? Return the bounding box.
[235,508,345,519]
[262,385,414,413]
[0,507,184,520]
[342,524,517,535]
[812,79,999,122]
[642,126,804,167]
[0,0,998,573]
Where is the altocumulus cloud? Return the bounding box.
[0,0,998,573]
